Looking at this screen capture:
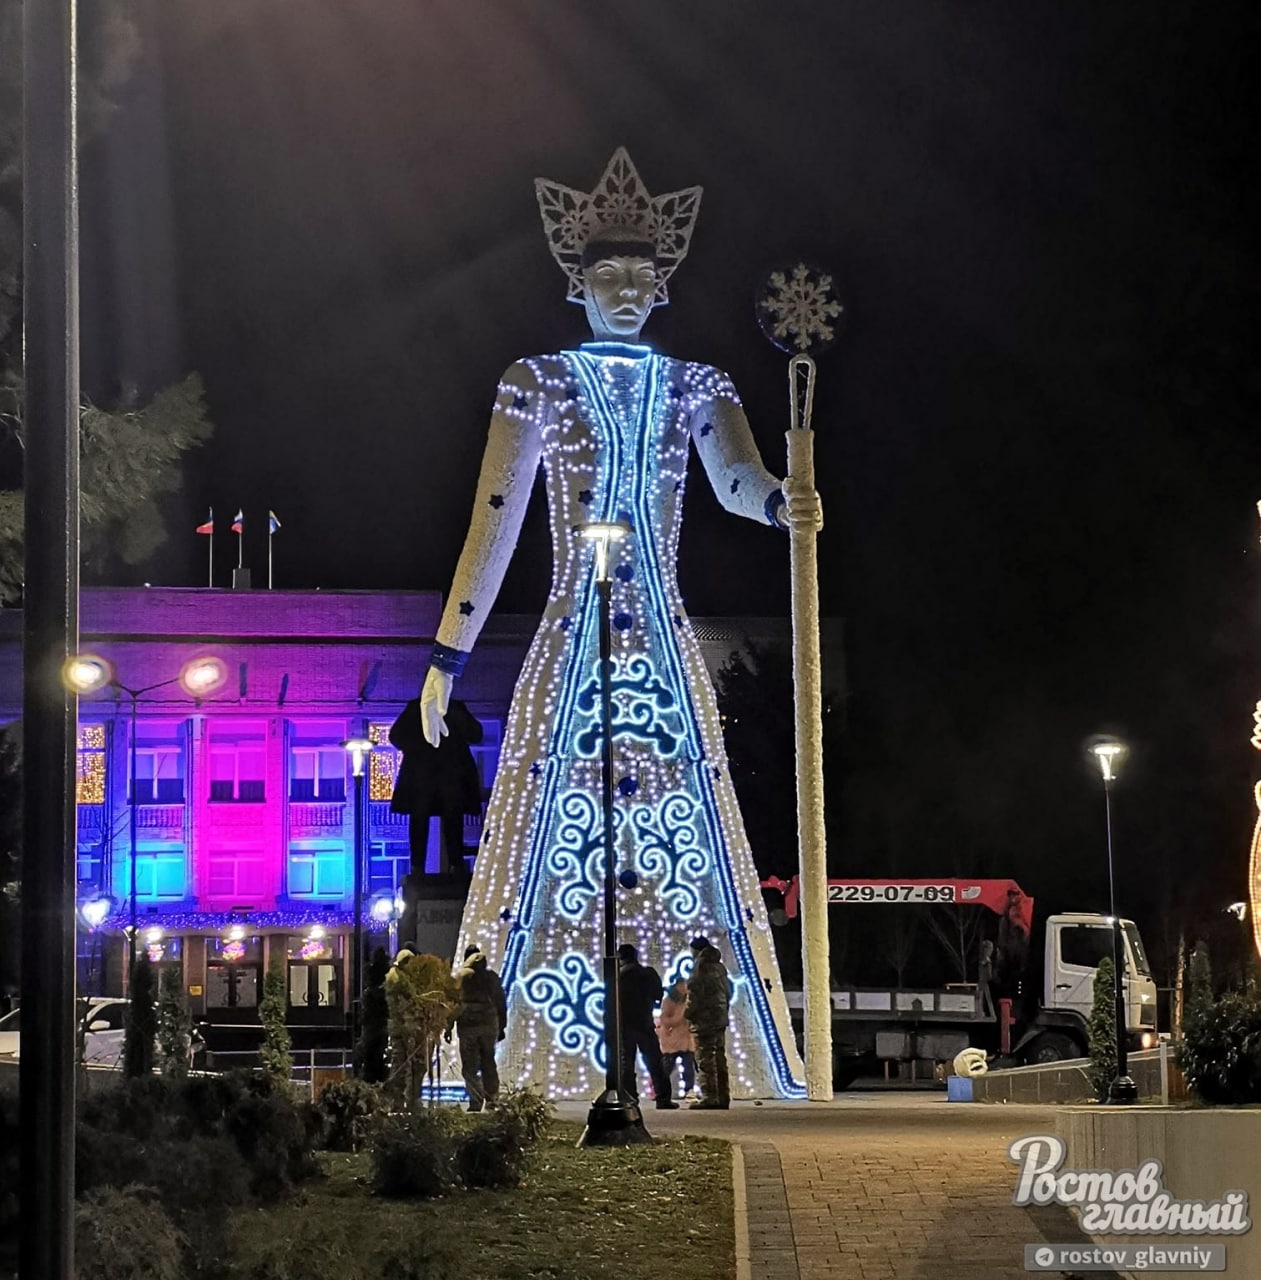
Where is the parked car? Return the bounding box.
[0,997,203,1069]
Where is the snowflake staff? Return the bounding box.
[756,262,845,1102]
[418,149,822,1100]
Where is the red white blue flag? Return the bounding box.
[231,509,244,534]
[268,510,281,534]
[195,508,214,535]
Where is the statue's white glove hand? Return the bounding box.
[420,667,453,747]
[782,476,823,532]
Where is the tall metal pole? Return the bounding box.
[352,767,365,1063]
[786,355,833,1101]
[579,526,648,1146]
[21,0,81,1273]
[596,573,624,1100]
[1103,777,1137,1104]
[127,692,138,975]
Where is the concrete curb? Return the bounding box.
[732,1143,751,1280]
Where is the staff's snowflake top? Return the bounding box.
[756,262,845,356]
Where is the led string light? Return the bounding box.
[432,343,805,1099]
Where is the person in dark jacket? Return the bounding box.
[449,943,508,1111]
[389,697,483,875]
[617,943,677,1109]
[684,935,730,1109]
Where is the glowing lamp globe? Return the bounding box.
[369,893,397,924]
[62,654,113,694]
[79,895,111,929]
[178,655,228,697]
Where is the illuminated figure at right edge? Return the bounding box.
[419,150,822,1099]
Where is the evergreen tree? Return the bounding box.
[1187,940,1213,1013]
[0,374,215,600]
[123,956,157,1078]
[1087,956,1118,1102]
[259,955,292,1088]
[155,964,191,1079]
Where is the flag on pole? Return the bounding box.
[231,509,244,534]
[196,508,214,534]
[268,510,281,534]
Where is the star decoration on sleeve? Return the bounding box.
[488,494,505,509]
[730,478,740,494]
[699,422,713,437]
[459,601,475,616]
[512,393,528,411]
[558,616,573,631]
[578,489,594,505]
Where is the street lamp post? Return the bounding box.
[1089,737,1138,1105]
[577,521,650,1148]
[342,736,373,1067]
[370,889,406,955]
[64,655,226,976]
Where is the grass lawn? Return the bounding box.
[229,1120,734,1280]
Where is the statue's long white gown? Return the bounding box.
[433,341,805,1099]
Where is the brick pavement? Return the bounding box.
[570,1096,1120,1280]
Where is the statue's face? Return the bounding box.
[581,255,658,341]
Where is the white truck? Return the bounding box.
[761,876,1158,1086]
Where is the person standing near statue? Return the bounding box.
[449,943,507,1112]
[616,943,677,1109]
[685,935,731,1110]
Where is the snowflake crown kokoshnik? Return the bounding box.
[535,147,702,307]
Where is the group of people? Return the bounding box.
[448,935,731,1112]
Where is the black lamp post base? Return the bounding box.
[578,1089,653,1147]
[1107,1074,1139,1105]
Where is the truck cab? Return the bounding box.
[1034,912,1159,1057]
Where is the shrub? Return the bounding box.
[259,958,292,1088]
[1179,988,1261,1105]
[454,1087,552,1190]
[156,965,191,1079]
[369,1109,459,1198]
[314,1077,387,1152]
[222,1074,321,1202]
[74,1185,185,1280]
[123,957,157,1078]
[1086,956,1118,1101]
[385,951,460,1112]
[493,1085,553,1145]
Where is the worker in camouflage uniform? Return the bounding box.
[684,935,730,1109]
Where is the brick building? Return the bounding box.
[0,586,841,1037]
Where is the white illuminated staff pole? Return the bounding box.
[756,263,844,1102]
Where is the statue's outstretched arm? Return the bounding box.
[691,371,821,531]
[421,364,545,746]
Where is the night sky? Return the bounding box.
[73,0,1260,969]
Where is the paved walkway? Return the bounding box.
[560,1094,1112,1280]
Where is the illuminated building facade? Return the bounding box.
[0,587,516,1027]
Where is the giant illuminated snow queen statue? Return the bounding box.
[420,150,819,1098]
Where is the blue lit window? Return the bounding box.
[368,840,411,895]
[288,844,348,899]
[132,848,187,900]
